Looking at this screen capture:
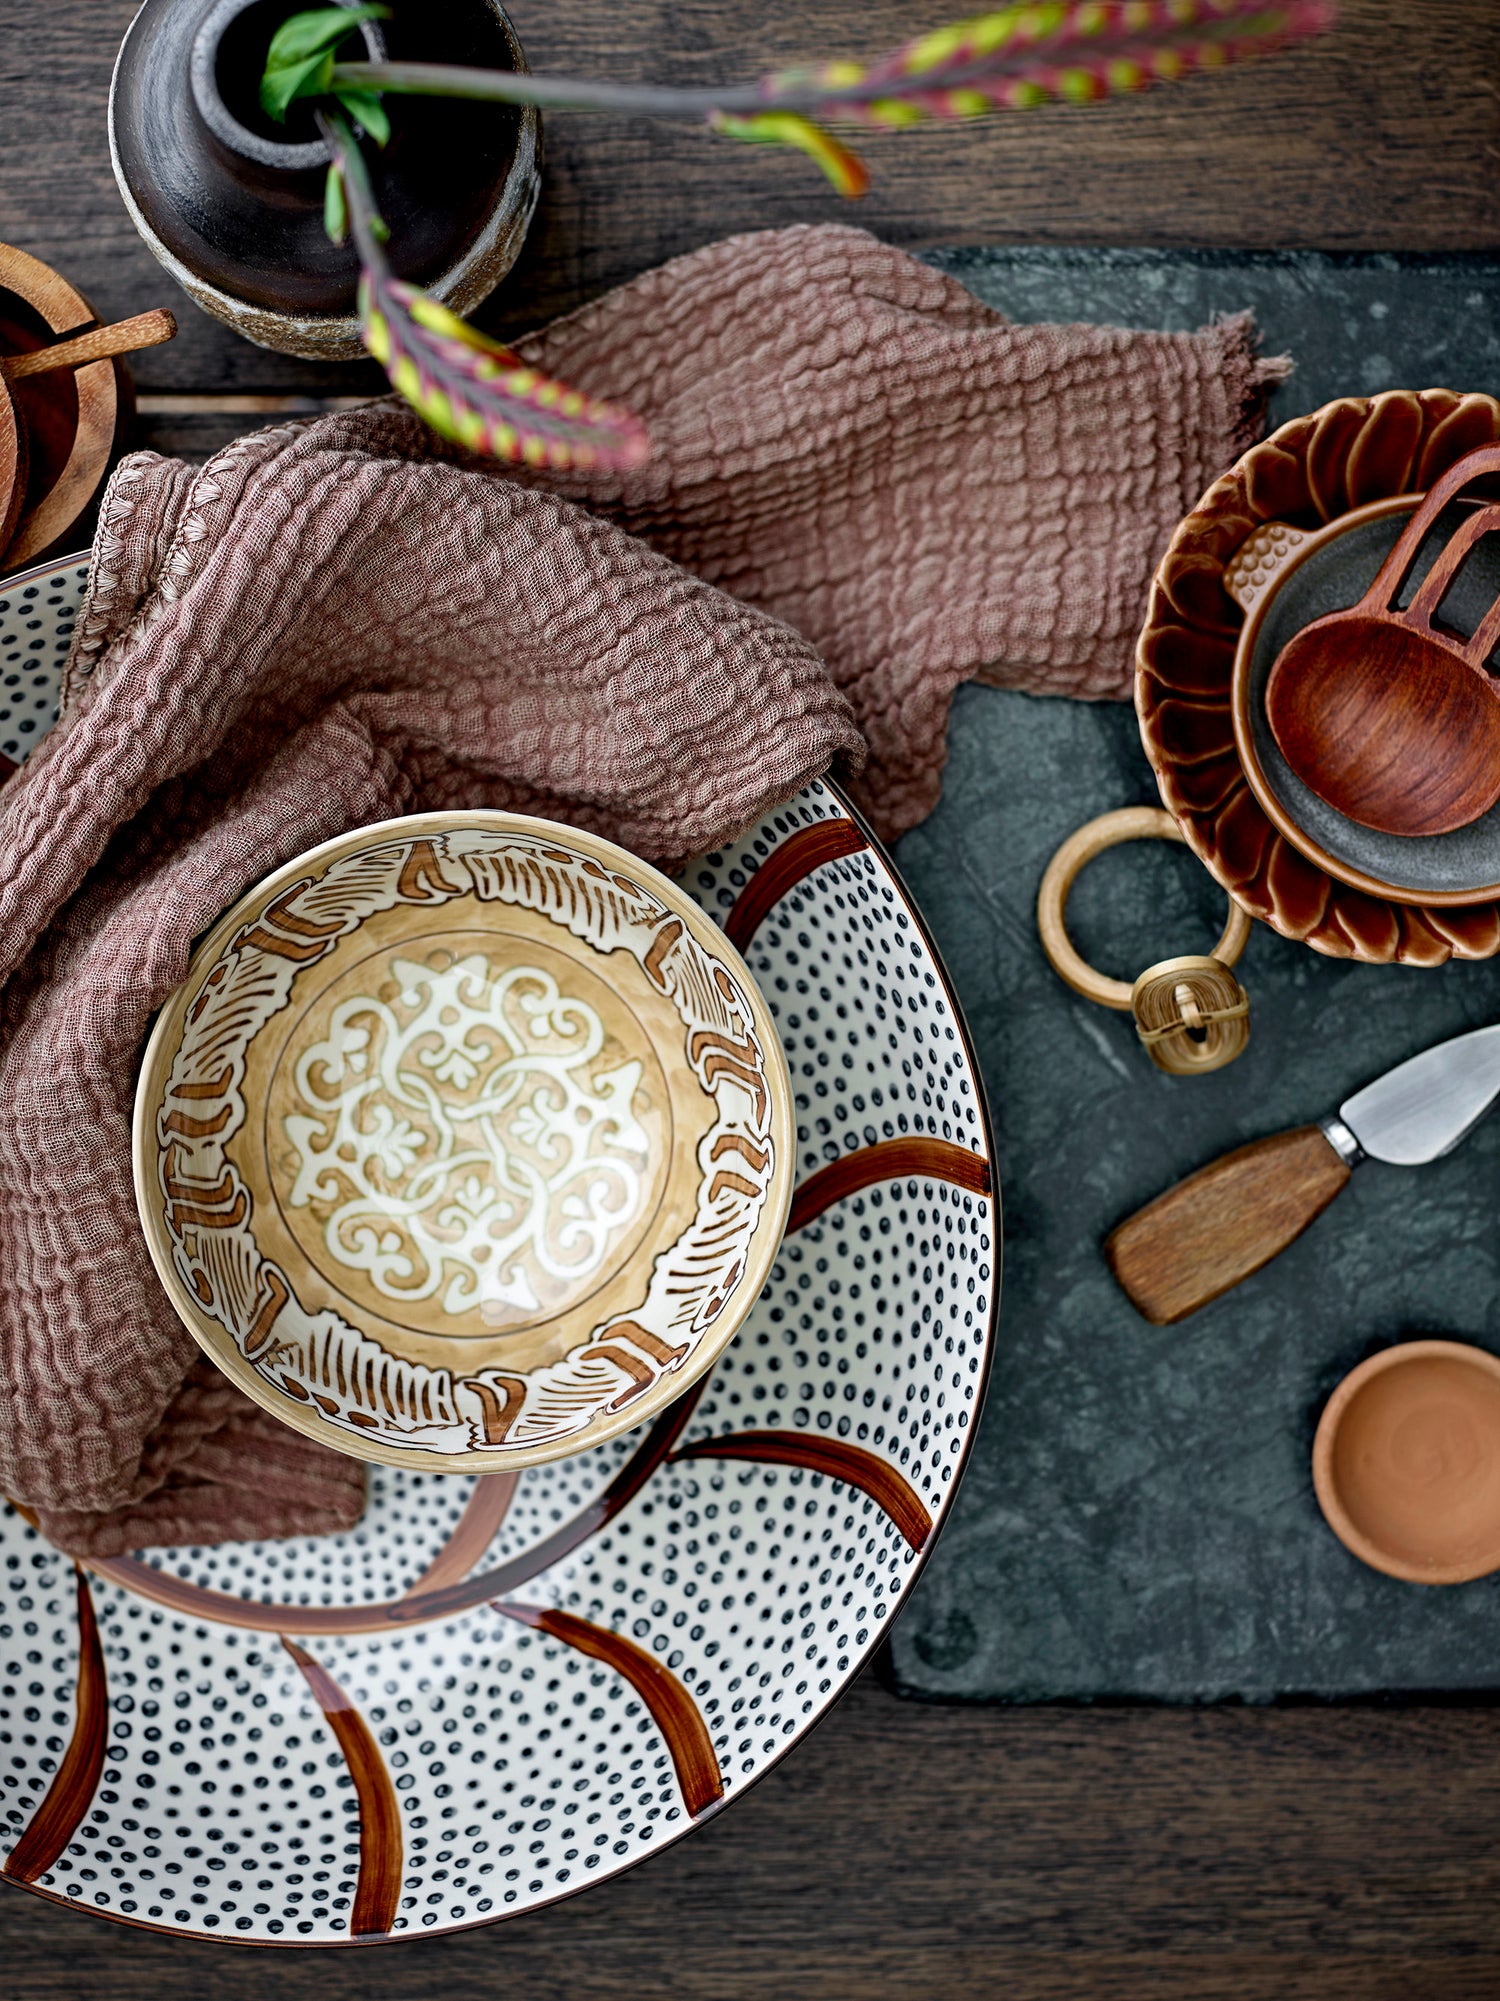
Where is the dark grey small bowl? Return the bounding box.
[110,0,541,362]
[1231,496,1500,906]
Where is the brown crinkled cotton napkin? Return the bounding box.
[0,222,1283,1555]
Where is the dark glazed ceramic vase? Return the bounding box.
[109,0,541,361]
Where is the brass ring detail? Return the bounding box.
[1036,807,1251,1010]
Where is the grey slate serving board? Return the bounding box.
[889,249,1500,1703]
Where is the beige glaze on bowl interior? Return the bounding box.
[1312,1339,1500,1584]
[134,811,794,1473]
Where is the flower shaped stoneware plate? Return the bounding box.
[133,811,795,1473]
[1136,387,1500,965]
[0,556,998,1944]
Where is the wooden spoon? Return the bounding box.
[1264,440,1500,837]
[0,307,176,382]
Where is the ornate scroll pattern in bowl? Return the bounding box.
[2,776,999,1947]
[278,951,663,1326]
[1136,387,1500,965]
[133,814,795,1470]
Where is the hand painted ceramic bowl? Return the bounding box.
[133,811,795,1472]
[1227,489,1500,906]
[1136,387,1500,965]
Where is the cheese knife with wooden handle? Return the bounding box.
[1106,1023,1500,1325]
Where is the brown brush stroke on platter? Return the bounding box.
[671,1431,934,1551]
[402,1472,518,1596]
[281,1638,402,1938]
[3,1567,109,1884]
[496,1603,724,1818]
[787,1136,991,1236]
[85,1381,709,1636]
[723,816,869,951]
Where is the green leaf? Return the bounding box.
[261,5,388,120]
[260,48,334,120]
[333,87,390,145]
[265,4,387,67]
[323,162,348,243]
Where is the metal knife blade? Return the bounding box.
[1333,1023,1500,1167]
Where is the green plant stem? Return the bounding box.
[316,107,388,267]
[331,59,748,116]
[329,20,1251,120]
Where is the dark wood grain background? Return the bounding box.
[3,1,1500,1994]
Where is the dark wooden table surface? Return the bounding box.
[4,2,1500,1994]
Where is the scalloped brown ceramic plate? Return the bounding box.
[1136,388,1500,965]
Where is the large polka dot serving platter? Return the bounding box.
[0,556,999,1947]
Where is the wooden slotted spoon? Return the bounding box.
[1264,440,1500,837]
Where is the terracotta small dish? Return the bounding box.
[1313,1339,1500,1584]
[134,810,794,1472]
[1136,387,1500,965]
[1228,491,1500,905]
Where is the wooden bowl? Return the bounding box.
[0,240,128,573]
[0,374,25,560]
[1136,388,1500,965]
[134,811,794,1473]
[1313,1340,1500,1584]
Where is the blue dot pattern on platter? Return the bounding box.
[0,557,88,766]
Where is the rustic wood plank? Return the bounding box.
[5,1675,1500,1996]
[0,0,1496,400]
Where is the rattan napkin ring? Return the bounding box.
[1037,807,1251,1076]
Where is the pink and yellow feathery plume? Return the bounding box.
[725,0,1334,182]
[284,0,1333,198]
[288,1,1335,459]
[359,273,650,471]
[708,112,870,198]
[323,118,651,473]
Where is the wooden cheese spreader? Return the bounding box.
[1106,1023,1500,1324]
